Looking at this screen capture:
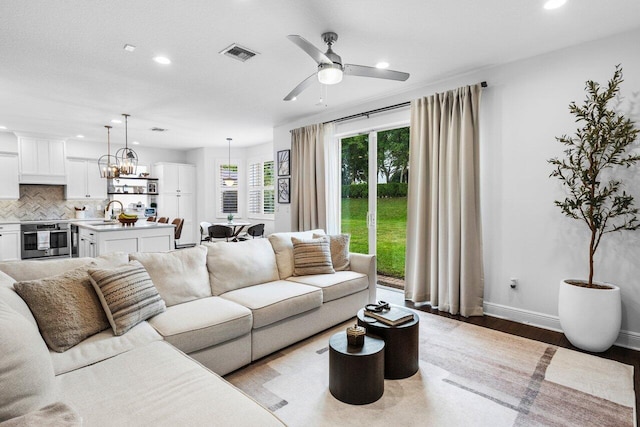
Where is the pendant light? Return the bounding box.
[115,113,138,176]
[98,125,119,178]
[224,138,235,186]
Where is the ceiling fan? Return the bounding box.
[283,32,410,101]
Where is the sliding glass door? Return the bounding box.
[341,127,409,287]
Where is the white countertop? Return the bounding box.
[75,220,175,232]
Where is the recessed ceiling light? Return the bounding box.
[153,56,171,65]
[76,134,84,138]
[123,44,136,52]
[375,62,390,69]
[132,141,140,145]
[0,126,6,130]
[544,0,567,10]
[111,119,122,124]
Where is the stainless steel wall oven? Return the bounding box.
[21,222,71,259]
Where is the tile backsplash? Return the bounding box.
[0,185,104,221]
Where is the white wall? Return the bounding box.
[273,28,640,347]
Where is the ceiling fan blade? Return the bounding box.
[343,64,410,81]
[283,73,317,101]
[287,35,332,65]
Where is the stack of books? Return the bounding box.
[363,307,414,326]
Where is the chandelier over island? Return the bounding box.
[98,125,119,178]
[115,113,138,176]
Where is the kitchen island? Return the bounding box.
[75,220,175,257]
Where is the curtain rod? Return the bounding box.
[323,81,488,125]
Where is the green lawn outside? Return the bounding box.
[341,197,407,278]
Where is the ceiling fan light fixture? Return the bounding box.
[318,63,343,85]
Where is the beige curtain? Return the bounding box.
[291,124,327,231]
[404,83,484,317]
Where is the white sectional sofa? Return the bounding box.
[0,230,376,425]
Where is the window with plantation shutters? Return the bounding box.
[218,162,238,214]
[248,160,275,217]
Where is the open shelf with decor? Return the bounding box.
[107,177,158,195]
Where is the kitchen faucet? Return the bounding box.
[105,200,124,220]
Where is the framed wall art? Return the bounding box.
[277,149,290,176]
[278,177,290,204]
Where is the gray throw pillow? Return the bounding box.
[88,261,166,336]
[0,301,55,422]
[291,236,335,276]
[313,233,350,271]
[13,264,110,352]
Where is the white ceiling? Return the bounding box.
[1,0,639,150]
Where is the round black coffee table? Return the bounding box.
[357,307,419,379]
[329,332,385,405]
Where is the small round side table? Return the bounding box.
[357,307,419,379]
[329,332,385,405]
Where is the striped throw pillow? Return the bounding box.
[291,236,335,276]
[88,261,166,336]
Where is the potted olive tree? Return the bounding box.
[549,65,640,352]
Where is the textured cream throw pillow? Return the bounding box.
[313,233,350,271]
[291,236,335,276]
[13,264,110,352]
[88,261,166,336]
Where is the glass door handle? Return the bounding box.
[366,212,376,228]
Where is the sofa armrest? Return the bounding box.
[348,253,376,304]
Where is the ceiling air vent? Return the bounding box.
[219,43,259,62]
[150,127,168,132]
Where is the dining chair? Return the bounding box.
[208,225,233,242]
[172,218,196,249]
[238,223,265,240]
[199,221,212,243]
[157,217,169,223]
[146,216,156,222]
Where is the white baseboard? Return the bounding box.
[483,301,640,351]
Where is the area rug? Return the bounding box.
[226,309,636,427]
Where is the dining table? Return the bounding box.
[212,221,251,242]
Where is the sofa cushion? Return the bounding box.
[0,271,37,327]
[13,264,110,353]
[56,341,285,426]
[148,296,252,354]
[268,229,325,279]
[0,301,55,422]
[50,321,163,375]
[130,245,211,306]
[313,233,350,271]
[0,252,129,282]
[292,236,335,276]
[221,281,322,329]
[206,239,280,295]
[287,271,369,302]
[88,261,166,336]
[0,402,82,427]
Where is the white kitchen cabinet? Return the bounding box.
[78,227,97,258]
[0,224,20,261]
[66,158,107,200]
[154,163,196,245]
[17,136,66,184]
[0,152,19,200]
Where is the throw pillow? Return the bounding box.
[0,402,82,427]
[88,261,166,336]
[291,236,335,276]
[129,245,211,306]
[313,233,350,271]
[13,264,110,352]
[0,301,55,422]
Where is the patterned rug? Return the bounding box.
[226,310,636,427]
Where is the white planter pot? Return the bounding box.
[558,279,621,352]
